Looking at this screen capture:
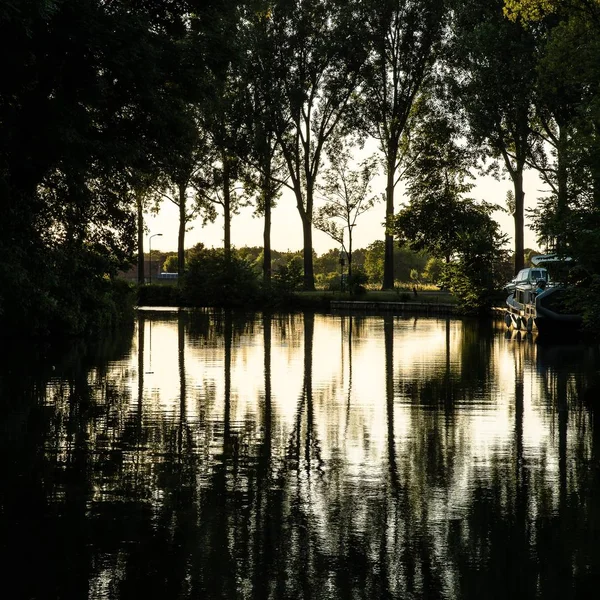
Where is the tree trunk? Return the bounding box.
[136,190,145,284]
[300,211,315,291]
[382,164,396,289]
[293,181,316,291]
[223,159,232,259]
[263,187,272,286]
[555,124,569,253]
[178,183,186,275]
[512,170,525,274]
[347,230,353,281]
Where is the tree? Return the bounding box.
[422,257,444,283]
[268,0,368,290]
[239,0,288,285]
[360,0,448,289]
[200,60,252,259]
[450,0,538,274]
[440,203,509,311]
[153,111,217,275]
[0,0,186,333]
[393,90,509,308]
[162,254,179,273]
[182,247,261,307]
[313,137,380,279]
[396,198,508,310]
[397,93,477,262]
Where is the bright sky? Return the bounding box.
[146,169,544,256]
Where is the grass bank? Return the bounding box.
[135,282,457,311]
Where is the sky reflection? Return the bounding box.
[1,310,599,599]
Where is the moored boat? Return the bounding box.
[504,256,582,335]
[505,284,582,334]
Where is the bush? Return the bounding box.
[181,248,261,307]
[137,283,181,307]
[272,257,303,296]
[347,269,368,294]
[316,272,342,291]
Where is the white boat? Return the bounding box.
[504,258,582,335]
[503,266,549,293]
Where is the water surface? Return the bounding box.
[1,310,599,599]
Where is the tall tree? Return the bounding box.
[268,0,368,290]
[450,0,538,274]
[397,93,477,262]
[200,62,251,259]
[360,0,448,289]
[313,136,380,279]
[239,0,288,285]
[154,113,217,275]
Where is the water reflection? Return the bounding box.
[1,311,600,599]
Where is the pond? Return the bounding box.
[1,309,600,599]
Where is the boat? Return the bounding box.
[504,257,583,335]
[502,266,549,293]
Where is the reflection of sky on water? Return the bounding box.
[125,312,583,517]
[25,310,599,599]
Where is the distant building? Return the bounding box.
[118,260,163,282]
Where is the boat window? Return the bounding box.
[531,269,547,281]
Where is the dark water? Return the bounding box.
[2,309,600,600]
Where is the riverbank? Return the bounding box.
[136,283,460,313]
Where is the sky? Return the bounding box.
[146,168,545,257]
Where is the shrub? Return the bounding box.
[271,257,304,296]
[316,272,342,291]
[181,248,260,307]
[137,283,181,307]
[347,269,368,294]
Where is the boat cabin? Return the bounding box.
[514,286,535,305]
[514,267,548,287]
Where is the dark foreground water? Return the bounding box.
[2,309,600,600]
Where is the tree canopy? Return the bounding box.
[4,0,600,332]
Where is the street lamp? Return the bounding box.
[148,233,162,284]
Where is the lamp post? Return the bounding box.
[149,233,162,284]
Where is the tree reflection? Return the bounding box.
[5,313,600,598]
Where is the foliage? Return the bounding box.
[359,0,449,288]
[422,257,445,283]
[182,247,261,307]
[0,0,234,335]
[503,0,600,22]
[347,268,369,295]
[449,0,538,273]
[316,272,343,291]
[363,240,430,284]
[398,92,477,260]
[437,204,510,312]
[137,282,181,307]
[271,256,304,297]
[162,254,179,273]
[314,136,380,278]
[568,273,600,333]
